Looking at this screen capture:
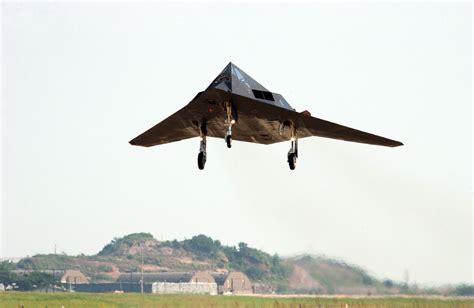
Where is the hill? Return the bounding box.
[286,255,401,294]
[14,233,395,294]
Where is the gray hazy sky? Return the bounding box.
[2,2,472,285]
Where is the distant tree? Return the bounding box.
[400,283,411,294]
[11,271,59,291]
[0,261,17,285]
[98,233,154,256]
[276,283,289,294]
[271,255,289,278]
[97,265,113,272]
[383,279,394,288]
[238,242,248,252]
[244,265,265,280]
[362,274,373,286]
[454,284,474,296]
[171,239,181,249]
[182,235,221,258]
[236,243,266,264]
[17,258,36,270]
[91,273,114,282]
[0,260,15,271]
[223,242,290,284]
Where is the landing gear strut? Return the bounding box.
[197,122,207,170]
[287,125,298,170]
[224,101,235,148]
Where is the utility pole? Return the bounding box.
[140,242,144,294]
[404,269,410,286]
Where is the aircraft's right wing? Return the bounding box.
[129,92,214,147]
[129,90,229,147]
[298,114,403,147]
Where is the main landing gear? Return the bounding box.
[197,102,237,170]
[287,137,298,170]
[197,122,207,170]
[284,123,298,170]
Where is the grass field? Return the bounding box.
[0,293,473,308]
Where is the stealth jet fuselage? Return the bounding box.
[130,63,402,170]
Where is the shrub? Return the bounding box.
[97,265,113,272]
[383,279,394,288]
[454,284,474,296]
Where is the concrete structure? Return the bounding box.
[152,282,217,295]
[189,271,215,283]
[117,271,218,295]
[12,269,89,284]
[117,271,215,284]
[61,270,89,284]
[73,282,151,293]
[212,272,253,294]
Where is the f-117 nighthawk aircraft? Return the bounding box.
[130,62,403,170]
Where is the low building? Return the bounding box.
[61,270,89,284]
[117,271,215,284]
[212,271,253,294]
[73,282,151,293]
[117,271,218,294]
[12,269,88,284]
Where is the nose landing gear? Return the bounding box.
[287,140,297,170]
[224,101,235,149]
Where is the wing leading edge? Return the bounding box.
[130,92,402,148]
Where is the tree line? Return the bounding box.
[0,261,59,291]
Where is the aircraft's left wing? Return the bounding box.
[297,113,403,147]
[227,92,402,147]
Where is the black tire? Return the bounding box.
[226,135,232,148]
[198,152,206,170]
[288,153,296,170]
